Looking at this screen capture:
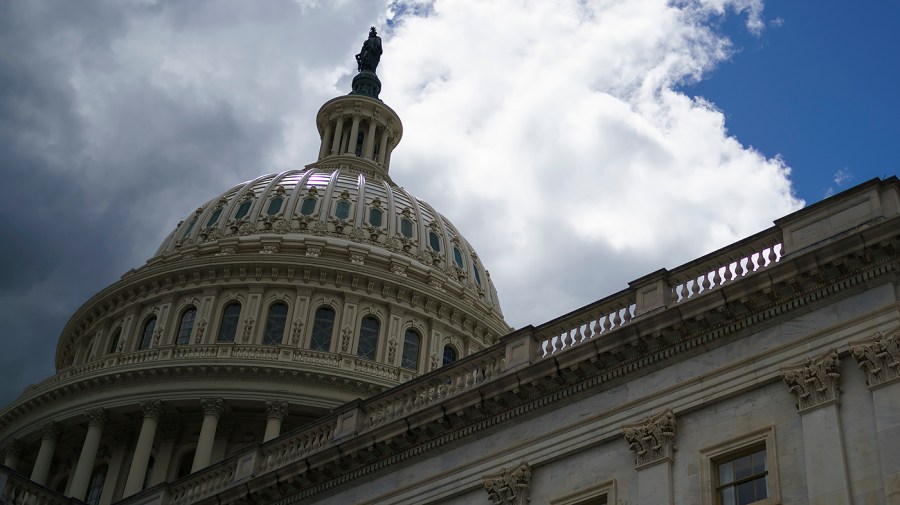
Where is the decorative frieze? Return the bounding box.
[265,400,289,421]
[781,349,841,412]
[850,331,900,388]
[201,397,224,418]
[622,410,676,468]
[483,462,532,505]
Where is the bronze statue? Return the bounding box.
[355,27,382,73]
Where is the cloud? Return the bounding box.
[0,0,802,404]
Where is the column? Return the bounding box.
[149,422,180,487]
[347,114,361,155]
[318,121,333,159]
[1,439,22,472]
[329,116,344,155]
[99,430,132,505]
[31,422,61,485]
[263,400,289,442]
[377,129,390,164]
[623,410,677,505]
[851,332,900,501]
[483,462,531,505]
[782,349,852,505]
[363,120,378,159]
[191,397,223,472]
[69,408,108,500]
[123,400,163,497]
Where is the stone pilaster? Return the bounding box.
[149,422,181,487]
[782,349,852,505]
[623,410,676,505]
[851,331,900,500]
[99,430,132,505]
[483,462,531,505]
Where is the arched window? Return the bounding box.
[139,317,156,350]
[443,345,457,366]
[266,197,283,215]
[400,218,413,238]
[300,197,317,215]
[263,302,288,345]
[428,231,442,252]
[84,465,107,505]
[217,303,241,342]
[182,217,198,238]
[369,208,383,227]
[357,316,380,360]
[472,265,482,286]
[401,329,420,370]
[206,207,223,227]
[453,247,464,268]
[175,307,196,345]
[107,328,122,354]
[311,307,335,351]
[234,200,252,220]
[335,201,350,220]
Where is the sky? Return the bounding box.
[0,0,897,405]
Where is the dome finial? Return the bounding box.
[351,26,383,99]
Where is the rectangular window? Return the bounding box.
[550,480,614,505]
[700,427,779,505]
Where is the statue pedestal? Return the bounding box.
[350,71,381,100]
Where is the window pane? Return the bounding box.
[718,461,734,485]
[267,197,283,215]
[400,218,413,238]
[401,330,420,370]
[263,303,288,345]
[472,266,482,285]
[84,466,107,505]
[182,217,197,238]
[369,208,383,227]
[108,329,121,354]
[311,307,335,351]
[218,303,241,342]
[140,318,156,350]
[300,197,317,215]
[206,207,223,227]
[453,247,464,268]
[235,201,251,220]
[429,231,441,252]
[335,201,350,220]
[736,480,755,505]
[443,345,457,366]
[176,307,196,345]
[719,487,735,505]
[751,449,767,474]
[357,316,379,360]
[734,454,753,480]
[755,476,768,500]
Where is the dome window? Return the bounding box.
[107,328,121,354]
[311,307,335,351]
[300,197,317,216]
[206,207,223,227]
[473,265,482,286]
[234,201,252,220]
[182,217,198,238]
[139,317,156,350]
[443,345,458,366]
[266,197,284,216]
[400,218,414,238]
[357,316,380,360]
[175,307,196,345]
[401,329,421,370]
[217,303,241,342]
[369,208,383,227]
[429,231,442,252]
[335,201,351,220]
[453,247,464,268]
[263,302,289,345]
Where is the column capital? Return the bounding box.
[850,331,900,389]
[623,409,676,468]
[141,400,164,420]
[40,421,61,441]
[483,462,532,505]
[86,408,108,427]
[200,397,224,417]
[781,349,841,412]
[265,400,289,421]
[1,439,22,458]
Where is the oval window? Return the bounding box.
[428,231,442,252]
[266,197,283,216]
[335,201,350,220]
[400,218,413,238]
[300,197,317,215]
[206,208,223,227]
[453,247,464,268]
[369,208,383,227]
[234,201,252,220]
[182,217,198,238]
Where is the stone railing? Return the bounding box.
[0,467,83,504]
[169,459,238,505]
[536,226,782,358]
[258,421,337,473]
[364,345,507,428]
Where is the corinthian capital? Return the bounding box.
[141,400,164,420]
[40,421,61,441]
[200,397,224,417]
[86,408,108,427]
[781,349,841,412]
[851,331,900,389]
[265,400,289,421]
[483,462,532,505]
[622,410,676,468]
